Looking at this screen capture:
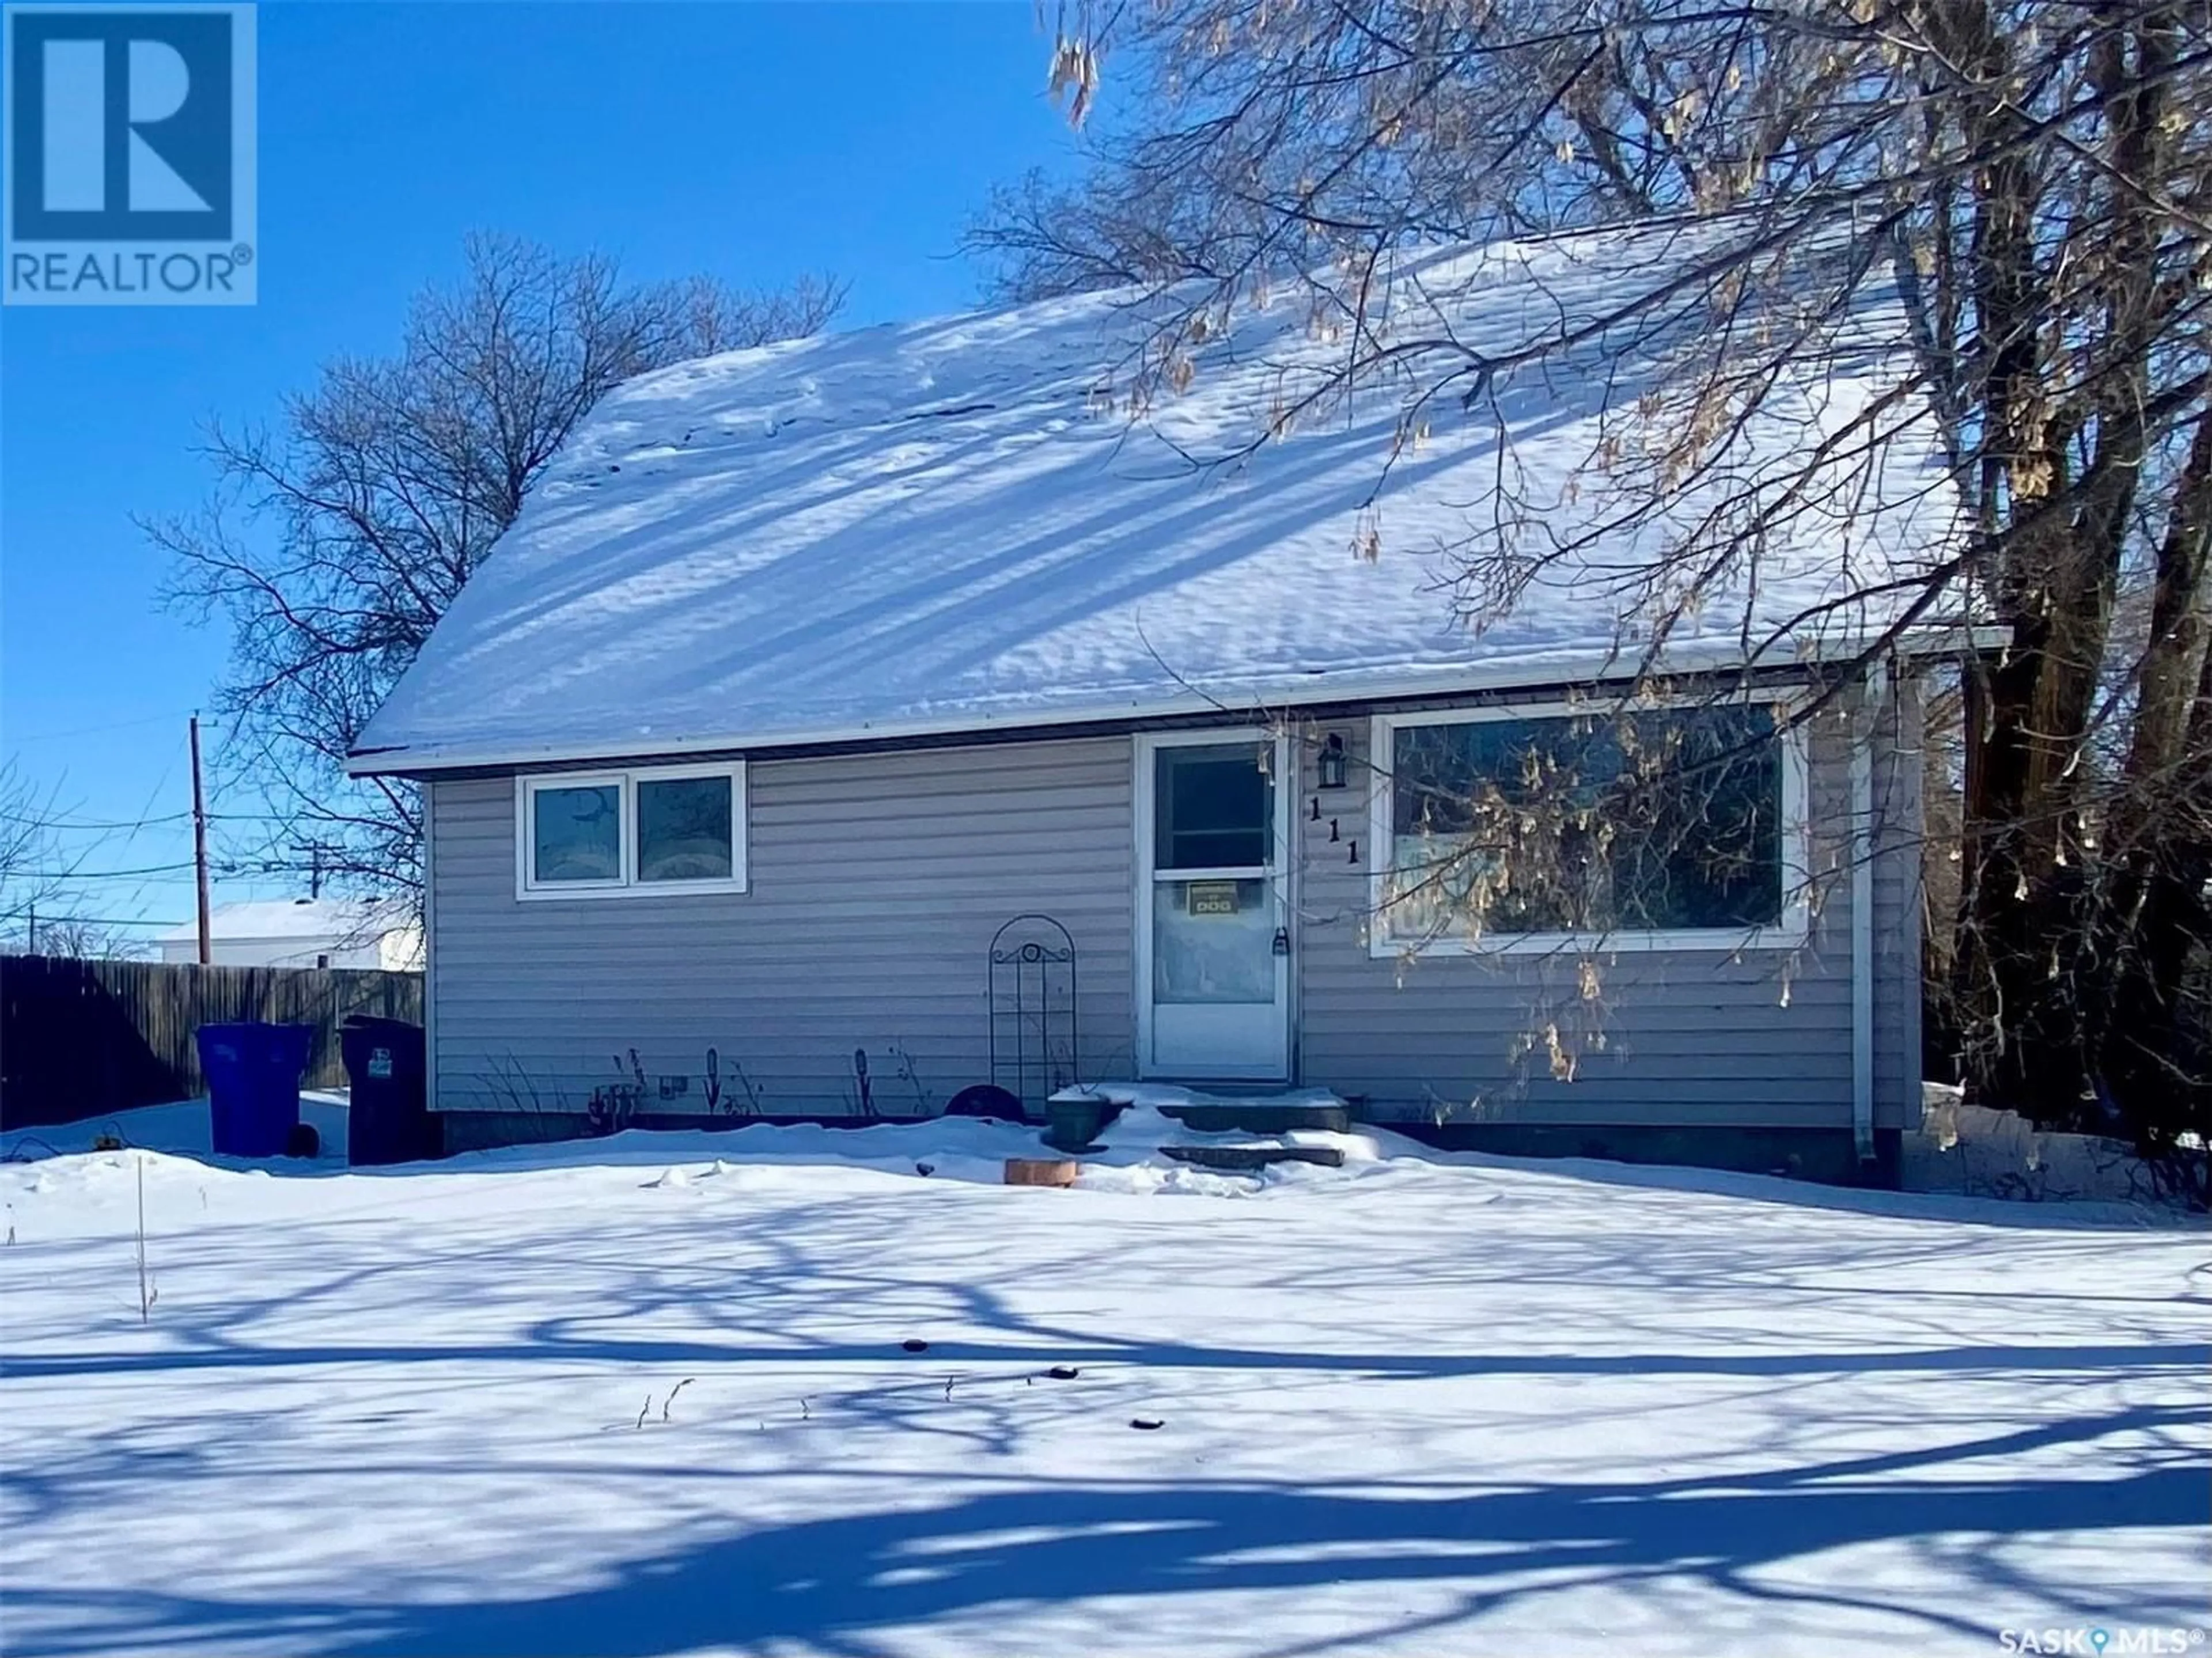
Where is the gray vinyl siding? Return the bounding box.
[426,677,1923,1135]
[1291,681,1922,1131]
[428,738,1134,1117]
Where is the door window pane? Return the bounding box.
[1154,744,1271,870]
[637,775,734,882]
[532,784,620,882]
[1153,878,1273,1003]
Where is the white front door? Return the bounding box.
[1136,731,1292,1080]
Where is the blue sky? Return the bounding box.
[0,1,1085,944]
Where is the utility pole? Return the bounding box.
[189,715,211,965]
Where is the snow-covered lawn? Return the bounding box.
[0,1092,356,1165]
[2,1111,2206,1657]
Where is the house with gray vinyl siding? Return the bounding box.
[350,232,1964,1182]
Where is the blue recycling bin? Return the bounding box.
[195,1023,315,1158]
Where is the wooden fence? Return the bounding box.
[0,955,423,1129]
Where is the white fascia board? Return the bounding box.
[346,625,2007,779]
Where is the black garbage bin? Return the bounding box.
[340,1015,434,1166]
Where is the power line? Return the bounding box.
[3,712,224,745]
[7,860,199,881]
[0,809,195,831]
[0,909,185,928]
[0,809,296,835]
[79,728,188,923]
[10,855,308,882]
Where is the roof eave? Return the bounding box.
[347,624,2007,778]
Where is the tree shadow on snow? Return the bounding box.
[10,1413,2205,1658]
[7,1184,2208,1657]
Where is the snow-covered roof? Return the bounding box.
[353,228,1959,774]
[157,898,410,946]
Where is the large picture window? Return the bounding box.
[517,762,747,898]
[1373,701,1806,952]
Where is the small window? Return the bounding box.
[532,783,622,884]
[1377,702,1803,951]
[637,773,735,883]
[518,764,747,898]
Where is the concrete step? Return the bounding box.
[1044,1084,1355,1152]
[1159,1102,1351,1135]
[1160,1143,1347,1172]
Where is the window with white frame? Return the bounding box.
[517,763,747,897]
[1373,701,1805,951]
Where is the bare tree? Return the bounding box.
[0,760,62,949]
[151,236,845,905]
[0,764,139,958]
[18,913,134,959]
[975,0,2211,1160]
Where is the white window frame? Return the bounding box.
[514,761,748,901]
[1368,696,1810,957]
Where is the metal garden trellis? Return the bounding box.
[987,913,1078,1113]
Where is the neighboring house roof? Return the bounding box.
[158,898,411,947]
[351,226,1961,775]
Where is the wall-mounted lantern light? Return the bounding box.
[1317,731,1349,790]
